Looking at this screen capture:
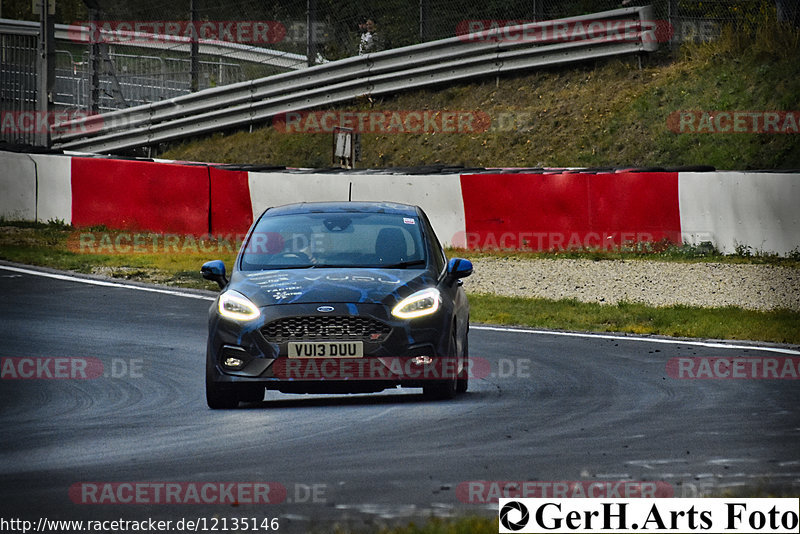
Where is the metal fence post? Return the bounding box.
[190,0,199,92]
[307,0,316,66]
[88,7,100,113]
[419,0,427,42]
[36,0,55,147]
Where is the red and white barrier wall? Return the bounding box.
[459,171,682,250]
[678,172,800,255]
[0,152,72,223]
[1,151,798,255]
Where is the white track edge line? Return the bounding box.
[0,264,215,301]
[3,264,797,355]
[471,325,800,355]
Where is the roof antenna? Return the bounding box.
[348,182,352,201]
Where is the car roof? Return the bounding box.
[263,201,421,217]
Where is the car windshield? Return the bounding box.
[240,211,427,270]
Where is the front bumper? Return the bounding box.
[206,301,454,393]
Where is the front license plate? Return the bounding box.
[288,341,364,358]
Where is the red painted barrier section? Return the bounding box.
[71,157,210,234]
[209,167,253,235]
[589,172,682,244]
[460,172,681,250]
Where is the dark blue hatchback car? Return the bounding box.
[201,201,473,408]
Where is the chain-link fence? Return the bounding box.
[1,0,796,121]
[6,0,790,54]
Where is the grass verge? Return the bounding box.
[372,517,497,534]
[446,246,800,267]
[1,222,798,345]
[159,17,800,170]
[468,294,800,345]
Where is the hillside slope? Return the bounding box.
[161,24,800,170]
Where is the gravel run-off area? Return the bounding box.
[462,258,800,312]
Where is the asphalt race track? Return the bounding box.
[1,263,798,532]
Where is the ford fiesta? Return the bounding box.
[201,201,473,408]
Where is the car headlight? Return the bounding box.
[218,291,261,321]
[391,288,441,319]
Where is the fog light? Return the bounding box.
[412,355,433,365]
[223,357,245,369]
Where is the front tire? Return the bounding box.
[238,384,265,403]
[423,375,456,399]
[206,361,239,409]
[456,329,469,393]
[206,378,239,409]
[423,328,458,400]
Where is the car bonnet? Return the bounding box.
[230,268,437,307]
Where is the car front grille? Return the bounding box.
[262,316,391,343]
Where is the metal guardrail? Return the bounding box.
[52,6,657,153]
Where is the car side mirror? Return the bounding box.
[201,260,228,290]
[446,258,473,282]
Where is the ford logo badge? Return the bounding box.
[317,306,335,312]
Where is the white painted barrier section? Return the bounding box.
[248,172,352,215]
[29,154,72,223]
[0,151,37,221]
[247,172,467,247]
[679,172,800,255]
[350,174,466,248]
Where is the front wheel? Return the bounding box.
[456,330,469,393]
[206,364,239,409]
[206,380,239,409]
[423,375,456,399]
[237,384,265,404]
[423,328,459,400]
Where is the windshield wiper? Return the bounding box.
[380,260,426,269]
[258,264,315,270]
[257,260,426,270]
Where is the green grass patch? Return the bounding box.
[446,245,800,267]
[370,517,497,534]
[0,222,233,291]
[468,293,800,345]
[159,17,800,170]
